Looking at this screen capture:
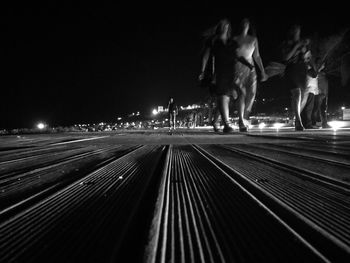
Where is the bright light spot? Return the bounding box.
[285,107,288,111]
[328,121,345,131]
[231,124,239,130]
[273,123,284,129]
[259,122,266,129]
[152,109,158,115]
[37,123,45,129]
[341,106,346,110]
[117,117,122,121]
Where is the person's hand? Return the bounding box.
[318,63,325,72]
[261,72,269,82]
[198,72,205,81]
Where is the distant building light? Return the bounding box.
[341,106,346,110]
[259,122,266,129]
[285,108,288,111]
[273,123,284,130]
[117,117,122,121]
[152,109,158,115]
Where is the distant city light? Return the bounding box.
[273,123,284,130]
[341,106,346,110]
[259,122,266,129]
[152,109,158,115]
[328,121,345,131]
[285,108,288,111]
[37,123,45,129]
[117,117,122,121]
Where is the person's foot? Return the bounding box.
[238,119,248,132]
[239,126,248,132]
[295,119,304,131]
[295,125,304,131]
[223,125,234,133]
[212,121,220,132]
[322,123,331,129]
[242,118,250,127]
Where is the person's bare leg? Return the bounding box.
[212,105,221,132]
[300,89,309,113]
[291,88,304,130]
[244,77,257,123]
[218,95,233,132]
[237,86,247,131]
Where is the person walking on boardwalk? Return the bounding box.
[167,97,178,130]
[199,19,237,133]
[281,24,310,131]
[232,18,268,132]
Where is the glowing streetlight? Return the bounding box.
[37,123,45,130]
[152,109,158,115]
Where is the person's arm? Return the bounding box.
[253,38,268,81]
[318,62,325,73]
[308,60,318,78]
[199,47,211,80]
[282,41,302,62]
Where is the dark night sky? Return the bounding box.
[2,2,349,128]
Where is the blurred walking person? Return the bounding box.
[167,97,178,130]
[301,50,319,129]
[281,24,310,131]
[312,60,331,128]
[232,18,268,132]
[199,19,237,133]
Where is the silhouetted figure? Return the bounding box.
[281,24,310,131]
[167,97,178,130]
[312,61,330,128]
[301,50,318,129]
[199,19,236,133]
[233,18,268,131]
[341,53,350,87]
